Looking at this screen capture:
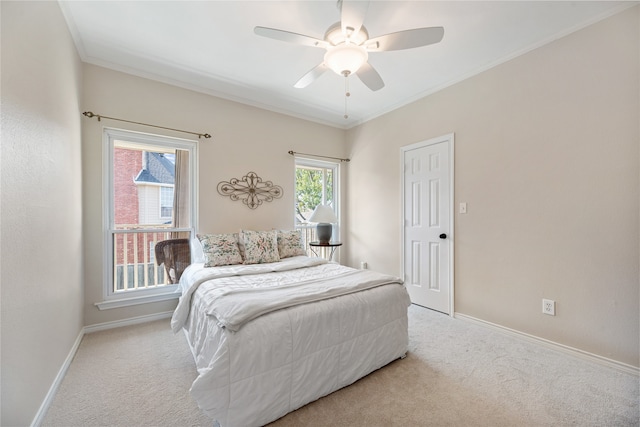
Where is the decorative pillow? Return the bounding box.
[277,229,306,258]
[197,233,243,267]
[240,229,280,264]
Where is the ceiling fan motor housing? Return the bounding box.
[324,22,369,46]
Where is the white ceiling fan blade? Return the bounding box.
[254,26,328,49]
[367,27,444,52]
[340,0,369,37]
[356,62,384,91]
[294,63,328,88]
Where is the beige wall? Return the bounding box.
[0,1,84,425]
[81,65,346,326]
[345,7,639,367]
[2,3,637,424]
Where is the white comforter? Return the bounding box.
[172,256,410,427]
[171,256,329,332]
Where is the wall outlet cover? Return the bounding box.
[542,299,555,316]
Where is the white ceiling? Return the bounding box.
[59,1,633,129]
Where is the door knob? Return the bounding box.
[439,233,447,239]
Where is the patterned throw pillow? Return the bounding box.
[240,229,280,264]
[197,233,243,267]
[277,229,306,258]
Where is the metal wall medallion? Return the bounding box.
[217,171,283,210]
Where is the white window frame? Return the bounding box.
[97,128,198,310]
[294,157,341,242]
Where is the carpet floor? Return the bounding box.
[43,305,639,426]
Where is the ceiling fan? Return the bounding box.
[254,0,444,92]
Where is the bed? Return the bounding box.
[170,230,410,427]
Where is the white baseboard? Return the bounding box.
[454,312,639,376]
[30,329,84,427]
[83,310,174,334]
[31,311,174,426]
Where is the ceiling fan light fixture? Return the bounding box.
[324,43,368,76]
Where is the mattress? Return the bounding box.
[171,256,410,427]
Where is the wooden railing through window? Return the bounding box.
[296,223,342,262]
[112,225,190,292]
[296,224,318,257]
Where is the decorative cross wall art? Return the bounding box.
[217,171,283,210]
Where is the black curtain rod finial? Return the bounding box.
[83,111,101,121]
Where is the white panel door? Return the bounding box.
[403,136,452,314]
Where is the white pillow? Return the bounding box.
[190,236,205,263]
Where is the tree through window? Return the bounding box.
[294,158,339,250]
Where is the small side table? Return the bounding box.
[309,241,342,262]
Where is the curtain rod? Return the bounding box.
[82,111,212,139]
[288,150,350,162]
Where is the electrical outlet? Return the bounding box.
[542,299,555,316]
[360,261,368,270]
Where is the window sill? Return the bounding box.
[95,291,180,310]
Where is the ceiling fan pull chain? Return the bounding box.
[344,75,350,119]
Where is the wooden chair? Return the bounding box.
[155,238,190,284]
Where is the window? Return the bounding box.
[294,158,340,252]
[160,186,174,219]
[100,128,197,309]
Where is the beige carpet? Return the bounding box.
[43,305,639,427]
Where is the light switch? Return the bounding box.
[459,202,467,214]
